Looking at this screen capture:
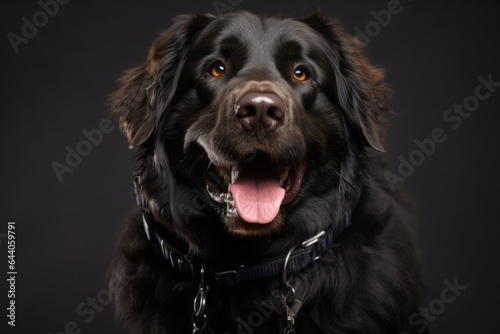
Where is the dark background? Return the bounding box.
[1,0,499,333]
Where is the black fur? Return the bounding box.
[109,11,427,334]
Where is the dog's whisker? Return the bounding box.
[204,161,213,175]
[172,158,185,174]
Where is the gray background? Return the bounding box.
[1,0,499,333]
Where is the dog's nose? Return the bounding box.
[235,92,285,133]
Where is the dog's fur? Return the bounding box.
[109,11,427,334]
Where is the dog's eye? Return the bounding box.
[209,62,226,77]
[293,67,309,81]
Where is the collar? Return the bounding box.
[141,210,351,287]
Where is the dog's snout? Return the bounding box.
[235,92,285,133]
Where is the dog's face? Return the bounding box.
[112,12,389,242]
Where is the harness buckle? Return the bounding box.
[301,230,326,261]
[214,270,240,287]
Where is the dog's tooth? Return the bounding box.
[223,173,231,186]
[216,165,230,181]
[231,166,240,184]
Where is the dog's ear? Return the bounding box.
[300,12,391,152]
[110,14,215,148]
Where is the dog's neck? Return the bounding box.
[140,208,351,287]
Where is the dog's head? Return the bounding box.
[111,11,390,247]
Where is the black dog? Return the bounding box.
[110,11,427,334]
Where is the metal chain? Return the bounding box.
[193,265,209,334]
[280,231,327,333]
[282,247,302,334]
[282,282,301,334]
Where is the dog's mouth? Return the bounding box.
[204,154,306,226]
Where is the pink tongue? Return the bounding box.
[230,174,285,224]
